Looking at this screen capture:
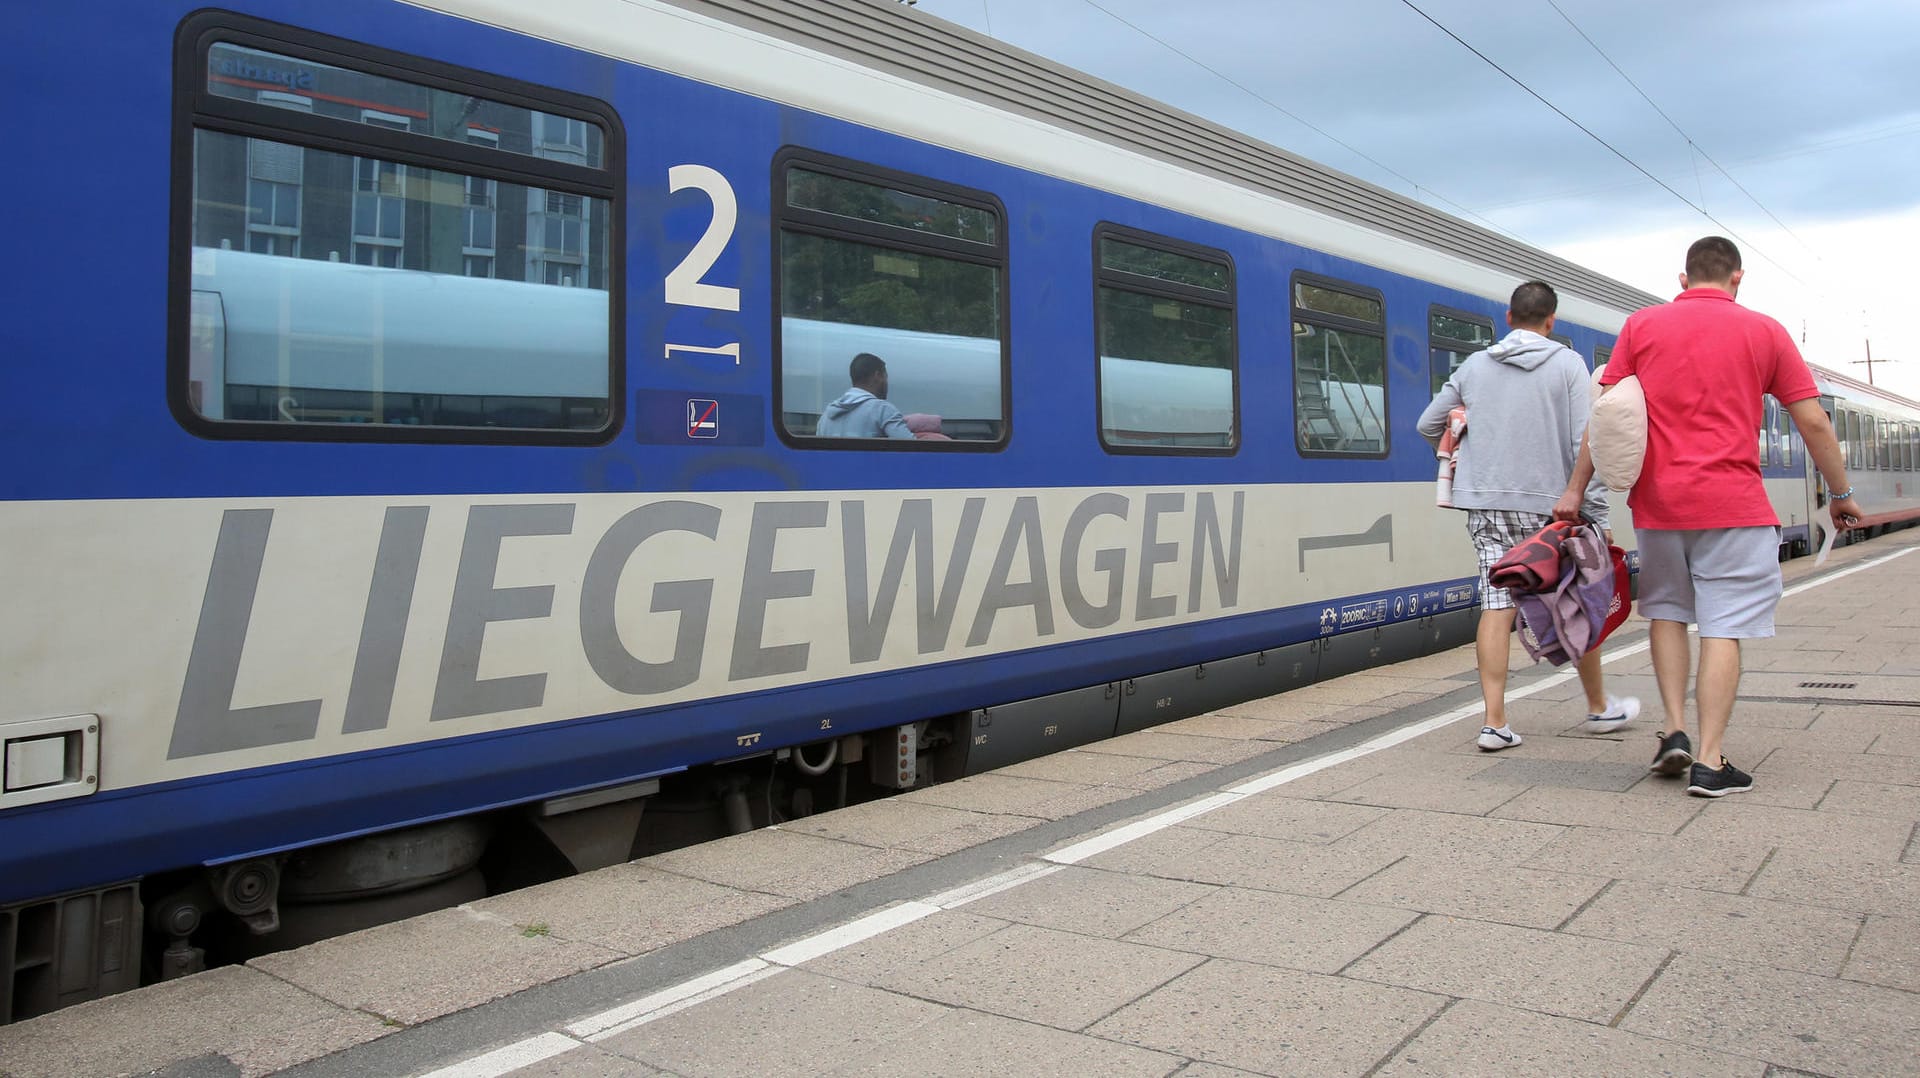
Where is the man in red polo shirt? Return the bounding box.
[1558,237,1861,796]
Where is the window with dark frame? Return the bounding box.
[774,154,1008,447]
[1095,228,1237,452]
[1428,306,1494,397]
[176,15,621,441]
[1293,275,1387,457]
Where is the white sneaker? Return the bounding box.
[1583,694,1641,734]
[1477,725,1522,751]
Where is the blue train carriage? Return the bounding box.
[1810,366,1920,548]
[0,0,1660,1019]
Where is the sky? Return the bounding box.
[905,0,1920,402]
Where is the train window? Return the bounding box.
[1293,275,1387,457]
[173,13,622,442]
[1547,332,1574,351]
[1758,399,1774,466]
[775,153,1007,447]
[1094,227,1237,452]
[1776,398,1794,468]
[1428,306,1494,396]
[1594,345,1612,373]
[1841,409,1858,468]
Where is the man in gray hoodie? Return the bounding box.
[814,352,916,440]
[1417,281,1638,752]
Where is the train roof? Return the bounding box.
[656,0,1665,315]
[1812,363,1920,415]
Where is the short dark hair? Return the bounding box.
[1685,236,1741,283]
[1508,280,1557,324]
[849,352,886,385]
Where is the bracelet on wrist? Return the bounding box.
[1833,485,1854,501]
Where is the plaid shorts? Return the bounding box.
[1467,509,1553,611]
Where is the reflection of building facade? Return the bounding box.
[192,45,608,290]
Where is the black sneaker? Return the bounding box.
[1650,730,1693,776]
[1687,756,1754,798]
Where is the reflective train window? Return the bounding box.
[1759,398,1776,465]
[775,153,1008,447]
[1594,344,1612,373]
[1775,395,1794,468]
[1094,228,1237,452]
[173,15,622,441]
[1428,306,1494,396]
[1293,275,1387,457]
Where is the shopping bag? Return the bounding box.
[1596,544,1632,645]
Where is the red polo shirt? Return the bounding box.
[1601,288,1817,530]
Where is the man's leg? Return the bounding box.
[1649,619,1691,735]
[1477,607,1519,728]
[1575,647,1609,714]
[1694,637,1742,765]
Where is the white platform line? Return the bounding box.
[1786,544,1916,598]
[1043,791,1247,864]
[760,901,940,966]
[412,1032,580,1078]
[924,862,1065,908]
[565,957,771,1040]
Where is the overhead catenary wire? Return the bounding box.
[1541,0,1816,258]
[1396,0,1807,287]
[1072,0,1537,245]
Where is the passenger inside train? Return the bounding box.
[813,352,917,439]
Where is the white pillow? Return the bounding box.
[1588,365,1646,492]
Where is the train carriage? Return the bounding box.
[2,0,1696,1021]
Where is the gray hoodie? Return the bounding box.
[1416,329,1608,522]
[814,388,915,440]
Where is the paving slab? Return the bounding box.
[594,969,949,1077]
[1813,778,1920,820]
[472,863,794,956]
[1522,825,1773,893]
[958,864,1215,938]
[1677,802,1914,860]
[849,921,1203,1031]
[1563,880,1863,976]
[1335,857,1609,930]
[637,825,934,899]
[1374,998,1765,1077]
[0,966,388,1078]
[993,747,1206,789]
[1621,952,1920,1077]
[247,905,620,1027]
[1089,829,1405,898]
[1744,847,1920,918]
[896,771,1138,818]
[1074,729,1281,766]
[1086,957,1445,1076]
[1160,711,1327,742]
[1120,886,1417,973]
[1841,912,1920,992]
[827,1008,1184,1077]
[1327,770,1530,814]
[1489,784,1706,833]
[1351,910,1666,1022]
[773,797,1043,855]
[1180,792,1390,844]
[1331,807,1569,866]
[805,910,1012,983]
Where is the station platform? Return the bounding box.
[3,531,1918,1078]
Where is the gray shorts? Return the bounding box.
[1467,509,1551,612]
[1635,526,1783,638]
